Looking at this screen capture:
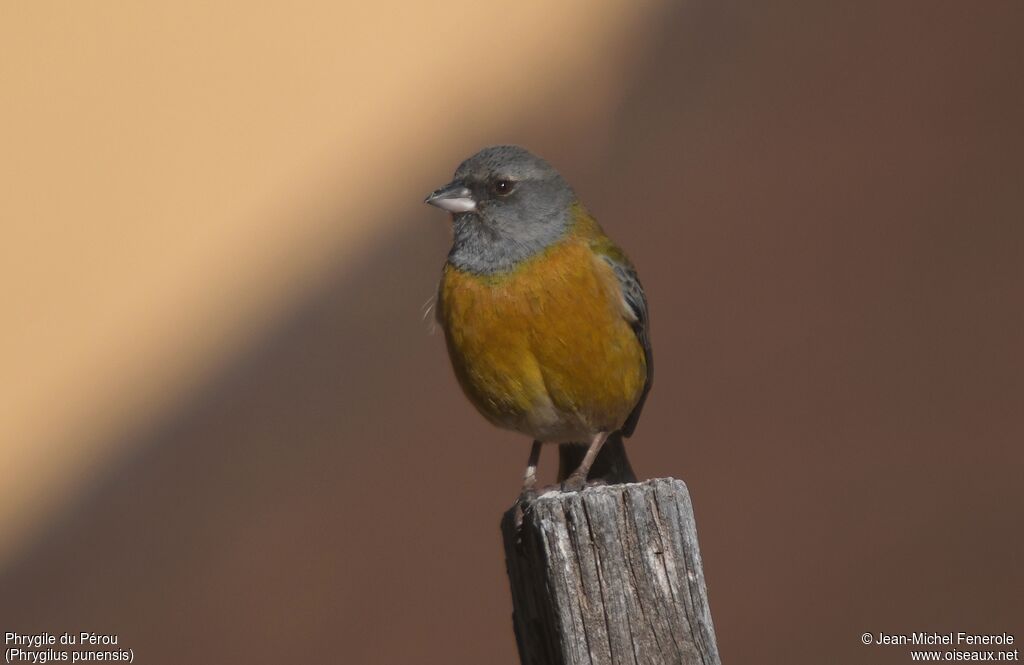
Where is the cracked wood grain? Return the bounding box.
[501,479,721,665]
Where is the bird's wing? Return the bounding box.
[434,265,450,327]
[594,245,653,438]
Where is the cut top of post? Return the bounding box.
[502,479,721,665]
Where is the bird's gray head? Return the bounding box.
[425,145,576,274]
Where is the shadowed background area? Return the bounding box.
[2,2,1022,663]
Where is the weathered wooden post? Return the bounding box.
[501,478,721,665]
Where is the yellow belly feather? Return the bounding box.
[439,228,646,442]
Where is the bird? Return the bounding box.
[425,145,652,498]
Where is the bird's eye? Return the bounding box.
[492,178,515,196]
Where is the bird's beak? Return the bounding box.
[425,181,476,213]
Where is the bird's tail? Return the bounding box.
[557,431,637,485]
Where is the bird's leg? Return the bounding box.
[561,431,610,492]
[518,440,543,505]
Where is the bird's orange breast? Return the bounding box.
[438,231,646,442]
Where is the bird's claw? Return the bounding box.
[560,472,587,493]
[512,484,538,527]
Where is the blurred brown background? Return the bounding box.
[2,1,1022,663]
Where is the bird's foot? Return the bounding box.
[514,482,563,508]
[517,484,538,507]
[512,480,538,527]
[559,475,610,493]
[560,471,588,493]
